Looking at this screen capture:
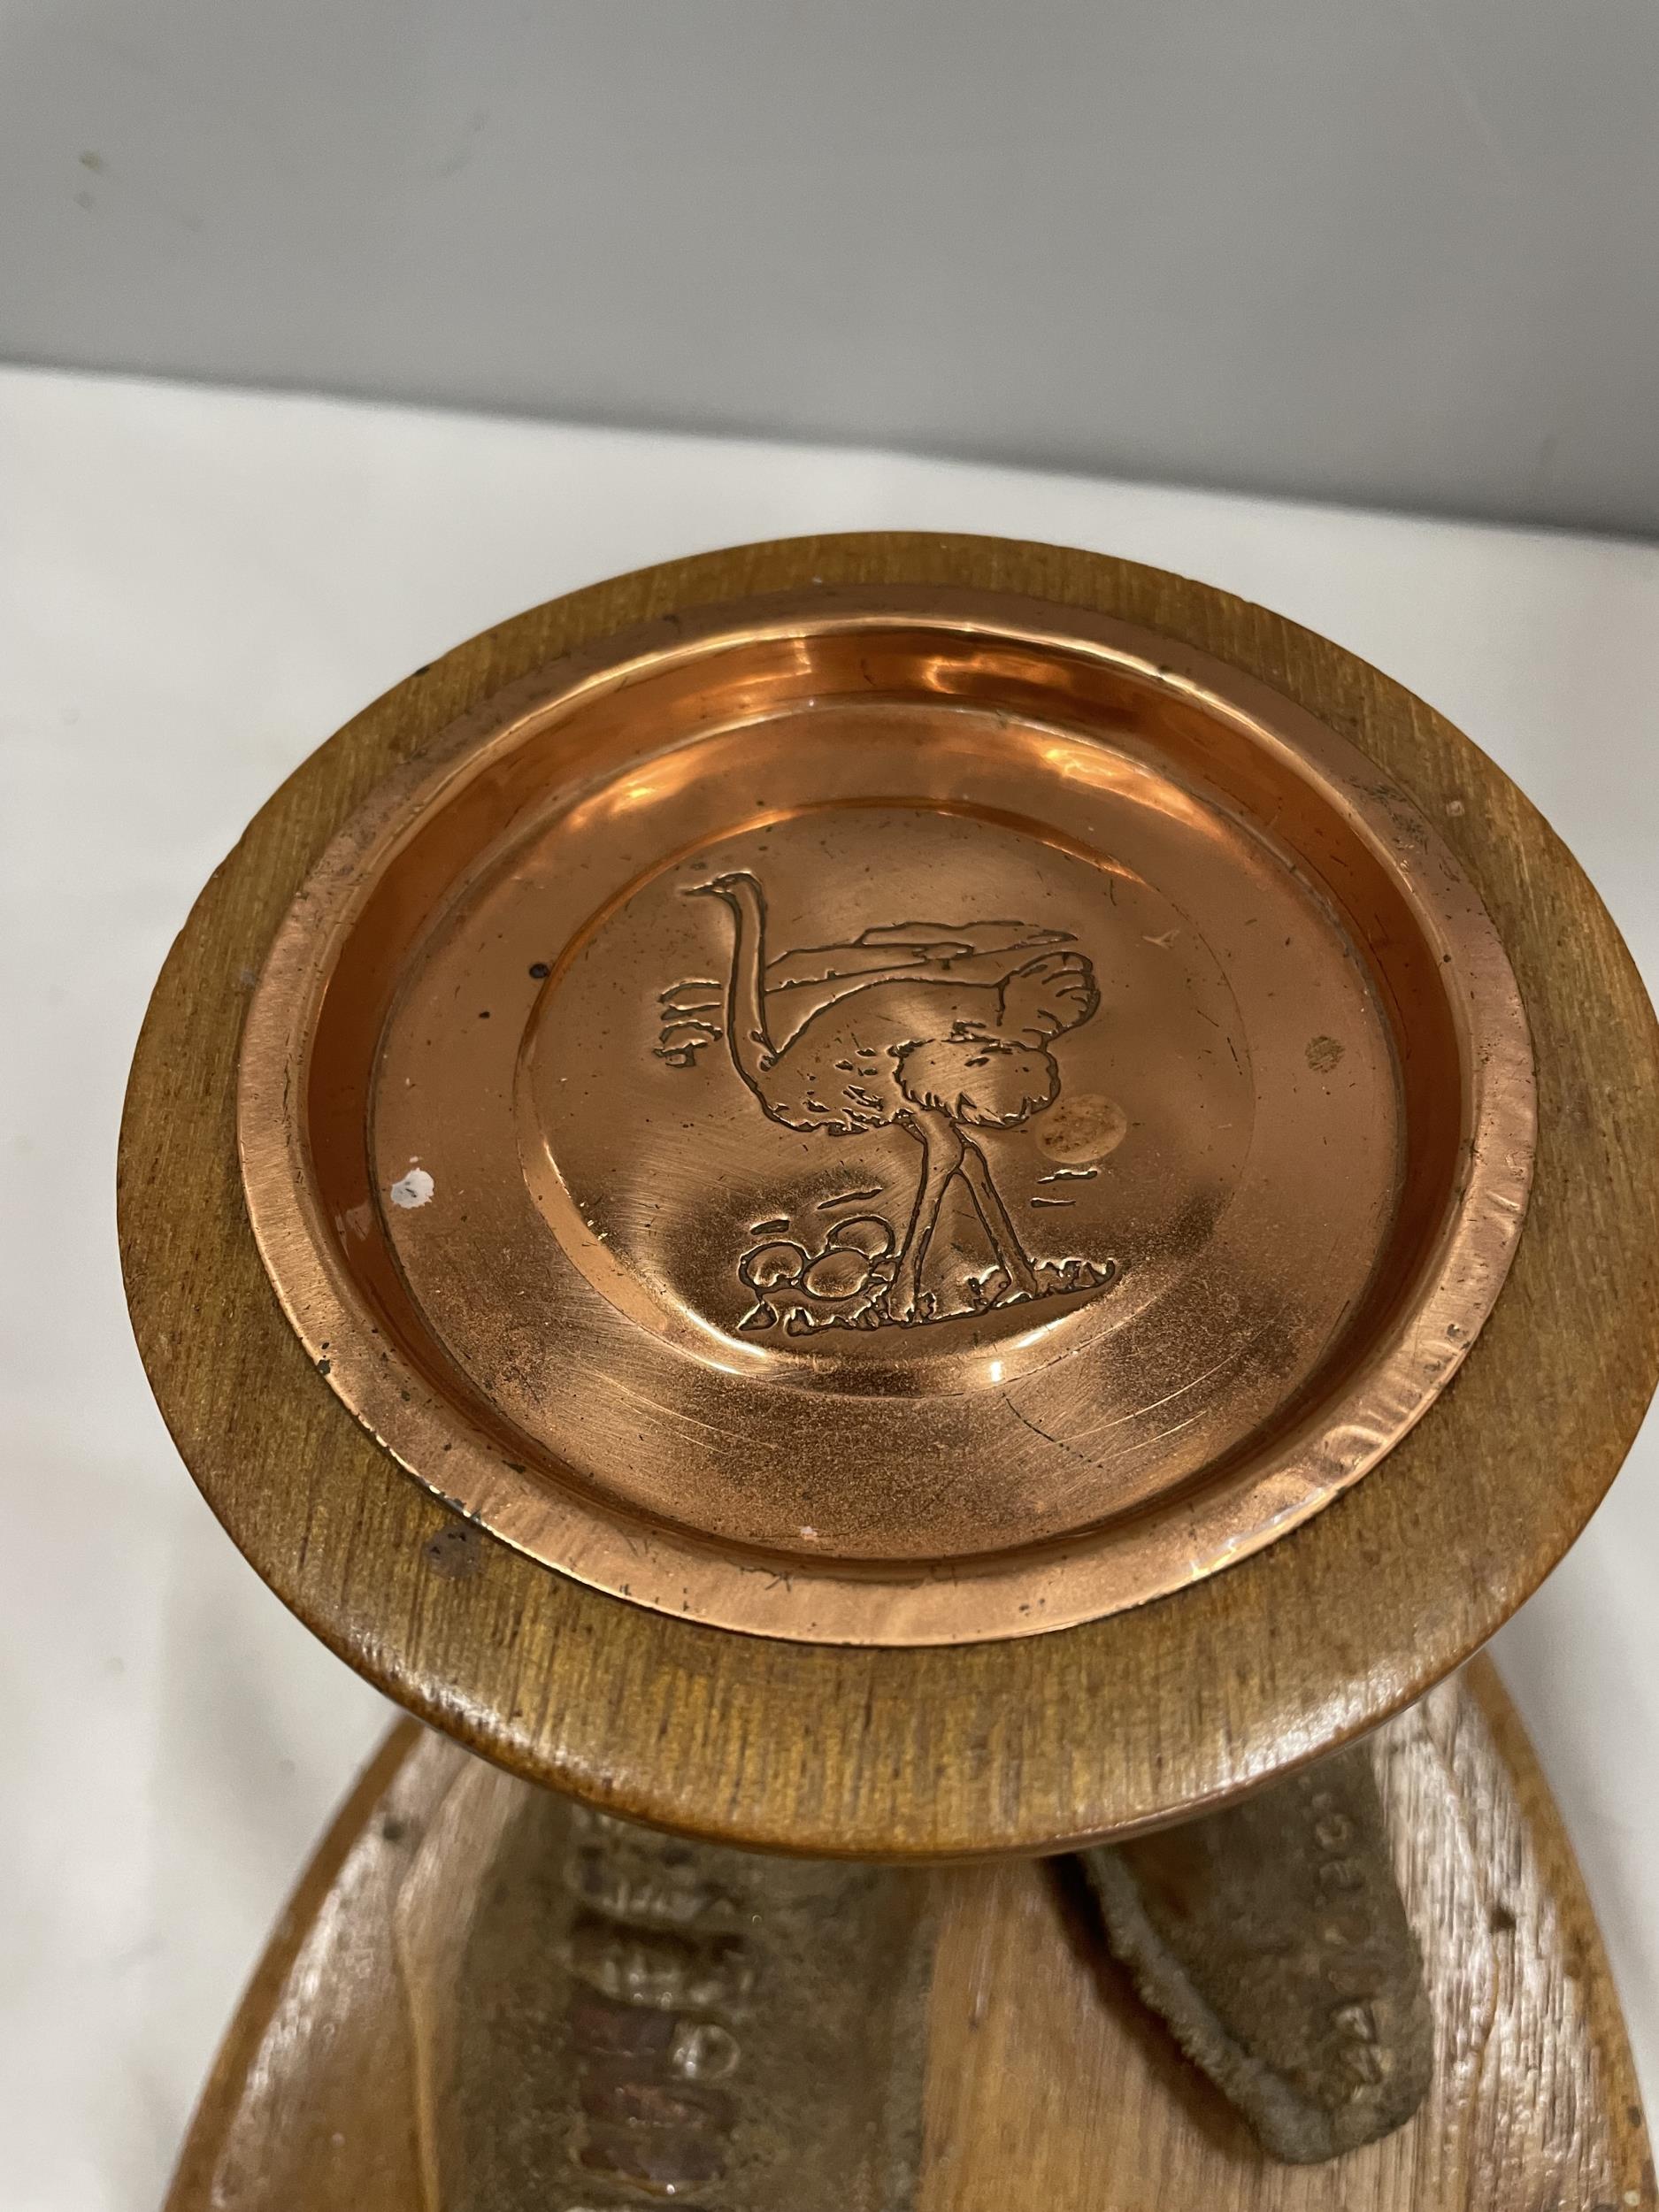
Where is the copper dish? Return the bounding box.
[238,586,1534,1646]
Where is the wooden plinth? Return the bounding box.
[166,1660,1652,2212]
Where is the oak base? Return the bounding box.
[166,1659,1654,2211]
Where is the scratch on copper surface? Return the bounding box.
[602,1375,771,1453]
[1133,1406,1209,1454]
[1064,1341,1254,1444]
[1001,1393,1098,1473]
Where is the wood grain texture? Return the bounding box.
[118,534,1659,1857]
[921,1661,1655,2210]
[164,1726,429,2212]
[164,1662,1654,2212]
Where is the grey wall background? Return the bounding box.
[4,0,1657,536]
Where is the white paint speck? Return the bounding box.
[389,1165,435,1210]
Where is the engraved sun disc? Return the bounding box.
[237,588,1534,1645]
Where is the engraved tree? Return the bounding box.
[683,871,1099,1322]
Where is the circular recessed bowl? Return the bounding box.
[238,586,1533,1646]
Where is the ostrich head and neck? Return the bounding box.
[687,872,776,1095]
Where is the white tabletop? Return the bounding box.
[3,363,1655,2210]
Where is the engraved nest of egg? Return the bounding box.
[735,1211,1115,1335]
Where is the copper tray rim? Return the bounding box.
[236,583,1536,1647]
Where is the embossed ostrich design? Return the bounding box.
[680,870,1102,1323]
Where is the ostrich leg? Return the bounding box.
[957,1136,1041,1296]
[889,1108,964,1320]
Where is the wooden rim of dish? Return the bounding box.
[233,586,1533,1647]
[119,533,1659,1856]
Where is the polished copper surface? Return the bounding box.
[238,587,1534,1645]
